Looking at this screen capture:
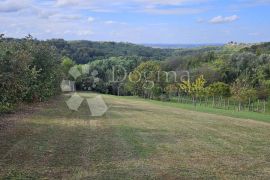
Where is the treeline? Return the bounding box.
[47,39,175,64]
[1,35,270,113]
[69,43,270,112]
[241,42,270,55]
[3,38,176,64]
[0,37,62,113]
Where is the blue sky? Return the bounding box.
[0,0,270,43]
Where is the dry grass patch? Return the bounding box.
[0,93,270,179]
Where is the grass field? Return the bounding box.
[1,93,270,179]
[120,96,270,123]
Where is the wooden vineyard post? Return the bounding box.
[248,98,251,111]
[263,100,266,113]
[193,97,196,107]
[238,102,241,112]
[220,97,222,108]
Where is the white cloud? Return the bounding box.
[54,0,208,7]
[56,0,78,7]
[50,14,82,21]
[36,9,57,19]
[209,15,239,24]
[0,0,211,16]
[105,20,116,24]
[134,0,207,6]
[0,0,28,12]
[53,0,209,15]
[142,7,206,14]
[104,20,127,25]
[87,17,95,22]
[76,30,94,36]
[248,32,261,36]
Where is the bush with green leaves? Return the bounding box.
[231,79,257,103]
[0,38,62,113]
[127,61,167,98]
[207,82,231,98]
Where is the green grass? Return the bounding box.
[1,93,270,179]
[118,95,270,123]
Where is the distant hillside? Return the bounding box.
[143,43,224,49]
[47,39,176,64]
[241,42,270,55]
[51,41,228,64]
[4,37,262,65]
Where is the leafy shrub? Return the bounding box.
[207,82,231,98]
[231,79,257,103]
[0,38,62,113]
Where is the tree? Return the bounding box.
[231,79,257,111]
[127,61,166,99]
[193,65,222,85]
[180,75,206,104]
[207,82,231,98]
[61,56,75,77]
[0,34,4,40]
[0,38,62,113]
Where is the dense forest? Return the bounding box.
[48,39,176,64]
[1,36,270,113]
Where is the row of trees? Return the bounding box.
[0,37,62,113]
[48,39,175,64]
[70,54,269,112]
[124,61,267,103]
[3,36,268,113]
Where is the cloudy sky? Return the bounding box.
[0,0,270,43]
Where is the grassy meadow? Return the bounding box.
[120,96,270,123]
[1,93,270,179]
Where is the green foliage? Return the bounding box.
[192,65,222,85]
[180,75,206,98]
[128,61,166,98]
[61,56,75,76]
[0,38,62,113]
[50,39,270,105]
[2,37,270,112]
[207,82,231,97]
[74,56,143,95]
[231,79,257,103]
[256,85,270,100]
[47,39,175,64]
[241,42,270,55]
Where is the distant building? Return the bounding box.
[227,41,238,46]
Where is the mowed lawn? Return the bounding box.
[1,93,270,179]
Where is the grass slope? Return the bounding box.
[0,93,270,179]
[118,96,270,123]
